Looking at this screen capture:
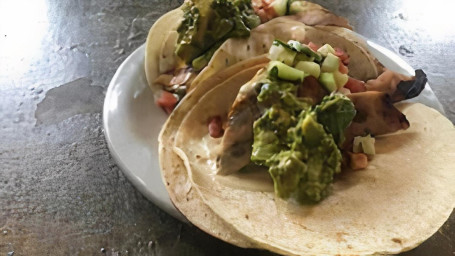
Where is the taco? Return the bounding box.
[159,31,455,255]
[145,0,358,113]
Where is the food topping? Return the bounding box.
[344,77,366,93]
[353,134,376,156]
[242,40,356,202]
[156,91,178,114]
[176,0,260,69]
[252,90,355,202]
[348,152,369,170]
[252,0,287,22]
[334,47,350,65]
[215,39,426,203]
[154,67,197,105]
[365,69,427,102]
[208,116,225,138]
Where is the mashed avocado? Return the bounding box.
[175,0,260,71]
[251,41,356,203]
[252,91,352,203]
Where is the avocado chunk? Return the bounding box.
[251,129,282,163]
[268,151,307,199]
[314,95,356,145]
[258,109,345,203]
[300,113,324,147]
[175,0,260,67]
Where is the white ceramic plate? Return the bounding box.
[103,42,444,222]
[103,44,185,221]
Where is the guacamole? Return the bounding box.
[251,40,356,203]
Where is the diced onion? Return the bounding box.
[353,134,376,155]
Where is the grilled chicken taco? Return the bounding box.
[158,30,455,256]
[145,0,359,113]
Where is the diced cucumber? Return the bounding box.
[287,40,304,51]
[268,61,305,82]
[321,53,340,73]
[273,39,293,49]
[269,0,288,16]
[301,46,322,62]
[295,61,321,78]
[333,70,349,88]
[288,40,322,62]
[318,72,337,92]
[269,44,285,61]
[294,53,313,62]
[282,51,297,66]
[269,43,297,66]
[288,1,306,15]
[317,44,336,57]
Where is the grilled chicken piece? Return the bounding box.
[365,69,427,102]
[216,81,261,175]
[344,91,410,150]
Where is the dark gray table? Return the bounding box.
[1,0,454,255]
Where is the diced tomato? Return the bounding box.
[334,47,350,65]
[252,0,278,23]
[208,116,224,138]
[344,77,366,93]
[349,152,369,170]
[308,42,320,52]
[339,62,349,74]
[156,91,178,114]
[255,9,268,22]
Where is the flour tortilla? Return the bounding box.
[146,10,382,95]
[159,59,270,249]
[144,8,183,94]
[172,75,455,255]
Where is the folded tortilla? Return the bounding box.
[159,59,269,249]
[145,5,382,95]
[170,77,455,255]
[144,8,183,94]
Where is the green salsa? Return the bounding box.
[251,40,356,203]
